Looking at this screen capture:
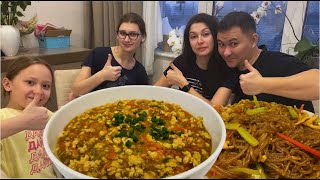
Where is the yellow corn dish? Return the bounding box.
[56,99,212,178]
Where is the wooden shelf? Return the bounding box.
[1,47,91,72]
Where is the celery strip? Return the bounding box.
[237,127,259,146]
[229,167,260,175]
[255,162,267,179]
[253,95,260,108]
[287,106,298,119]
[224,122,241,130]
[315,117,320,125]
[246,107,266,115]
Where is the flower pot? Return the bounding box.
[0,25,20,56]
[162,35,171,52]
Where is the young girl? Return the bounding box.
[0,56,57,178]
[71,12,149,98]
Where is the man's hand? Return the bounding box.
[239,60,264,95]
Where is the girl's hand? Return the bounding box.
[101,54,122,81]
[22,94,49,130]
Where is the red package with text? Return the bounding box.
[34,23,58,36]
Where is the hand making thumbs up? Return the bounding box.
[101,54,122,81]
[166,63,189,87]
[239,60,264,95]
[22,94,49,130]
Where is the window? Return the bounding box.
[159,1,211,53]
[160,1,198,30]
[213,1,287,51]
[303,1,319,44]
[159,1,318,54]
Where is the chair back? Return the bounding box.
[54,69,80,108]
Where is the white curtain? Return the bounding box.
[142,1,163,76]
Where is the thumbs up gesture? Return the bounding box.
[239,60,264,95]
[166,63,188,87]
[22,94,49,130]
[101,54,122,81]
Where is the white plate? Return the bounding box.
[43,85,227,179]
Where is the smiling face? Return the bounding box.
[3,64,53,110]
[117,22,145,53]
[217,26,258,69]
[189,22,214,59]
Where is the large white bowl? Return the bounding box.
[43,85,226,179]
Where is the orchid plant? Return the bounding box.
[167,27,184,54]
[249,1,318,61]
[214,1,224,16]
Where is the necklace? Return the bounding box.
[249,49,262,65]
[112,46,135,69]
[239,49,262,71]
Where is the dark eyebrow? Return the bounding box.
[229,38,239,42]
[189,27,210,34]
[119,30,140,34]
[219,38,238,42]
[217,38,239,43]
[201,28,210,32]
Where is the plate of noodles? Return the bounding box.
[206,98,320,179]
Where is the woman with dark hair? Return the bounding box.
[154,13,232,106]
[71,12,149,98]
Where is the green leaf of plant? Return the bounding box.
[16,11,24,17]
[1,2,9,13]
[20,1,31,10]
[294,37,314,52]
[295,45,319,60]
[1,1,32,25]
[296,51,306,60]
[12,16,19,25]
[20,4,27,11]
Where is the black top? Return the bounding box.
[226,50,315,112]
[164,55,232,100]
[82,47,148,92]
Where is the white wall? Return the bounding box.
[20,1,85,48]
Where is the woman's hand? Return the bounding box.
[166,63,189,88]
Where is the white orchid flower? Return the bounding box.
[250,11,261,24]
[172,43,182,54]
[216,1,224,8]
[172,38,180,46]
[167,26,184,54]
[168,29,176,38]
[275,5,282,14]
[261,1,271,10]
[257,6,266,17]
[167,35,179,46]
